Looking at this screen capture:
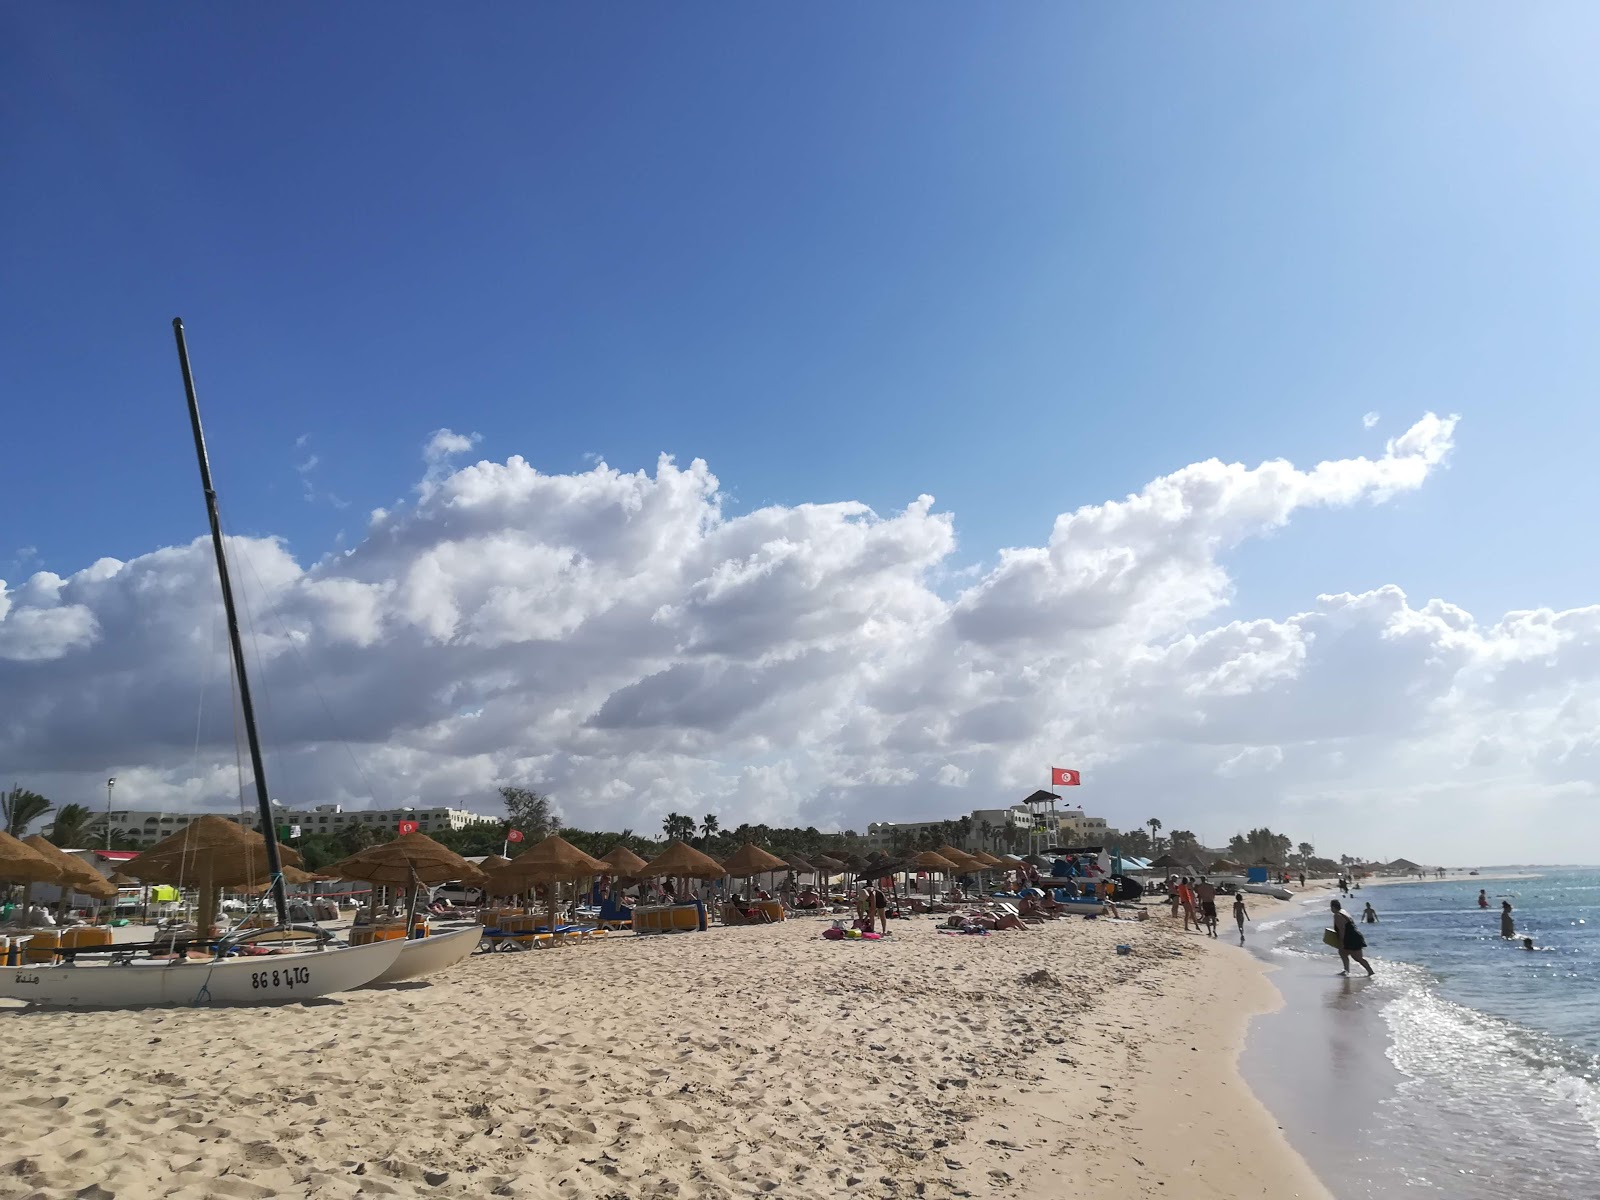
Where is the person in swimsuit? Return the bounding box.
[1500,900,1515,939]
[1362,902,1378,924]
[1478,889,1489,909]
[1232,892,1250,944]
[1195,878,1219,938]
[1330,900,1374,976]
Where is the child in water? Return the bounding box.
[1232,892,1249,945]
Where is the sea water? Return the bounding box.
[1241,869,1600,1199]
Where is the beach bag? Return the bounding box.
[822,927,845,940]
[1322,927,1341,948]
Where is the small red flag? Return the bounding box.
[397,820,420,835]
[1051,767,1081,787]
[506,829,525,843]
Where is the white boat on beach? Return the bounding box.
[366,925,482,986]
[0,937,404,1008]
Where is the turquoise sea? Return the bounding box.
[1242,868,1599,1199]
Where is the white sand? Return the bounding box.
[1,906,1328,1199]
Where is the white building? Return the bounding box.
[102,803,499,846]
[865,803,1113,855]
[1050,810,1113,845]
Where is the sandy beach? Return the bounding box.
[1,905,1327,1200]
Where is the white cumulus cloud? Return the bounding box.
[1,412,1592,862]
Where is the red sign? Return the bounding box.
[1051,767,1081,787]
[397,820,419,835]
[506,829,525,843]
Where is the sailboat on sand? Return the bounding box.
[0,319,403,1007]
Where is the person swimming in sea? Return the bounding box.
[1362,902,1378,924]
[1501,899,1515,939]
[1478,889,1489,909]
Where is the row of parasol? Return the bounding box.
[2,817,1013,935]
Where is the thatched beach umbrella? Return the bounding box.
[810,853,846,893]
[596,845,649,905]
[600,845,649,878]
[639,840,725,910]
[909,850,958,892]
[326,832,487,925]
[474,854,511,903]
[722,842,787,906]
[487,834,609,934]
[0,831,66,886]
[21,836,117,908]
[0,831,66,919]
[124,815,305,936]
[643,840,725,880]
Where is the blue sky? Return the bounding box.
[5,6,1597,625]
[5,7,1600,859]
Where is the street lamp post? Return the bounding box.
[105,777,115,850]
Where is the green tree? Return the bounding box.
[1167,829,1201,858]
[700,813,721,848]
[1117,828,1153,857]
[499,785,560,840]
[2,785,52,837]
[1297,841,1315,862]
[979,820,994,853]
[1146,817,1162,851]
[661,812,696,842]
[1227,827,1293,866]
[46,802,96,847]
[337,822,379,857]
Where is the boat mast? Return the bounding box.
[171,318,289,926]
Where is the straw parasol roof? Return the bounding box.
[721,843,787,877]
[22,835,116,899]
[476,854,512,874]
[969,850,1005,867]
[599,845,649,877]
[785,854,817,874]
[0,830,65,885]
[936,845,984,872]
[642,840,726,880]
[810,853,846,872]
[909,850,959,873]
[487,834,608,890]
[121,815,304,888]
[325,831,488,887]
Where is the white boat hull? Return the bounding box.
[366,926,481,986]
[1240,883,1294,900]
[0,938,404,1008]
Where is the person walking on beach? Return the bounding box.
[1362,902,1378,924]
[1478,889,1489,909]
[1167,876,1181,920]
[1177,877,1198,931]
[1330,900,1374,976]
[1298,871,1306,889]
[1233,892,1250,944]
[1195,877,1219,938]
[1500,900,1515,939]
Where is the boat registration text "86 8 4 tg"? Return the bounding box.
[251,964,312,990]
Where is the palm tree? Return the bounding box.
[700,813,721,848]
[1146,817,1162,852]
[1297,841,1314,862]
[46,802,95,847]
[2,786,53,837]
[662,812,696,842]
[979,820,994,853]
